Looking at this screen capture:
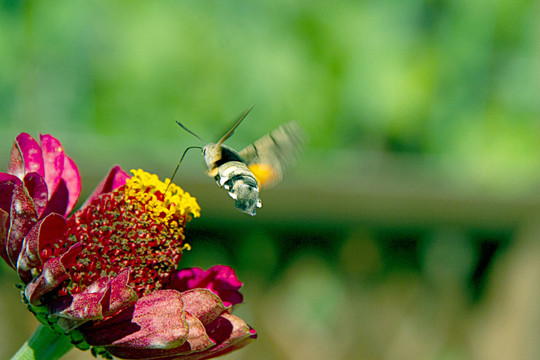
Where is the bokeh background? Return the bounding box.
[1,0,540,359]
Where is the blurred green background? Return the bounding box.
[1,0,540,359]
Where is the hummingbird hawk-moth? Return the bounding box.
[169,107,304,216]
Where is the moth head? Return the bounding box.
[202,143,222,171]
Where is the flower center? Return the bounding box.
[52,169,200,297]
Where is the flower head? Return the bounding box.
[1,133,256,359]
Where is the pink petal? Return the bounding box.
[181,289,227,325]
[82,290,190,350]
[17,213,66,283]
[169,268,205,290]
[38,159,81,218]
[7,182,38,267]
[39,134,64,198]
[8,133,44,180]
[23,172,49,218]
[169,266,244,307]
[62,156,81,215]
[24,243,83,305]
[81,166,129,209]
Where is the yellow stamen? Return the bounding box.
[124,169,200,223]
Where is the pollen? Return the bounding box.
[49,170,200,298]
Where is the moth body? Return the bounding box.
[203,144,262,216]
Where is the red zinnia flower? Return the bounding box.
[1,133,256,360]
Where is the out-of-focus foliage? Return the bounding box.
[1,0,539,191]
[1,0,540,359]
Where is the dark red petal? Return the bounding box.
[82,290,189,351]
[8,133,44,179]
[7,182,38,267]
[40,134,64,199]
[41,180,69,219]
[0,172,20,212]
[24,243,83,305]
[81,166,129,209]
[23,172,48,218]
[17,213,66,283]
[0,172,20,266]
[0,208,9,266]
[62,156,81,215]
[181,289,227,325]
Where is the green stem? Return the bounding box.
[11,324,74,360]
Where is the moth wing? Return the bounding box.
[239,121,305,188]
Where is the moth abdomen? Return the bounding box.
[215,161,262,216]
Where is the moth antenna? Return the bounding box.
[176,121,205,142]
[216,105,255,145]
[165,146,203,193]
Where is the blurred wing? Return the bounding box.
[239,121,305,188]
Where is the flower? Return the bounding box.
[1,133,256,359]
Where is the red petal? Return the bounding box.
[24,243,83,305]
[181,289,227,325]
[81,166,129,209]
[17,213,66,283]
[8,133,44,179]
[7,182,38,267]
[62,156,81,215]
[83,290,189,351]
[39,134,64,199]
